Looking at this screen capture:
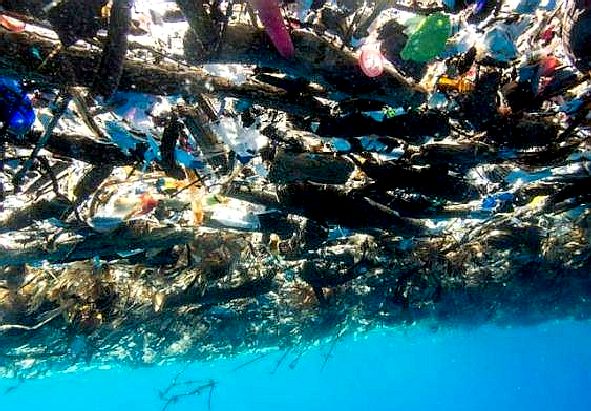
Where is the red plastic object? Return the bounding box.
[0,14,26,32]
[359,47,384,78]
[539,56,560,77]
[139,193,158,215]
[540,27,555,42]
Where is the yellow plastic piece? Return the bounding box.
[528,195,548,210]
[437,75,475,93]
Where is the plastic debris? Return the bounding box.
[105,120,140,156]
[250,0,295,58]
[359,45,385,77]
[0,14,25,32]
[0,0,590,380]
[210,116,267,163]
[400,12,451,62]
[437,74,475,93]
[0,76,35,136]
[481,192,514,212]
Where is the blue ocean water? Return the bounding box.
[1,320,590,411]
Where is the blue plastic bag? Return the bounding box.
[0,76,35,136]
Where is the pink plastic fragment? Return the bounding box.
[0,14,26,32]
[250,0,295,58]
[359,47,384,78]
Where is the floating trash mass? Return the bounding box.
[0,0,590,380]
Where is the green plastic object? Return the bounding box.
[400,12,451,62]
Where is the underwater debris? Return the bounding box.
[270,347,292,374]
[0,0,590,379]
[231,352,269,372]
[320,326,347,371]
[159,370,216,411]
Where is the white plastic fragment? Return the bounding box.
[210,117,268,161]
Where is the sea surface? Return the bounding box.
[1,320,590,411]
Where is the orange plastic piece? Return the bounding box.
[139,193,158,214]
[539,56,560,77]
[437,75,475,93]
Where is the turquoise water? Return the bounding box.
[1,320,590,411]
